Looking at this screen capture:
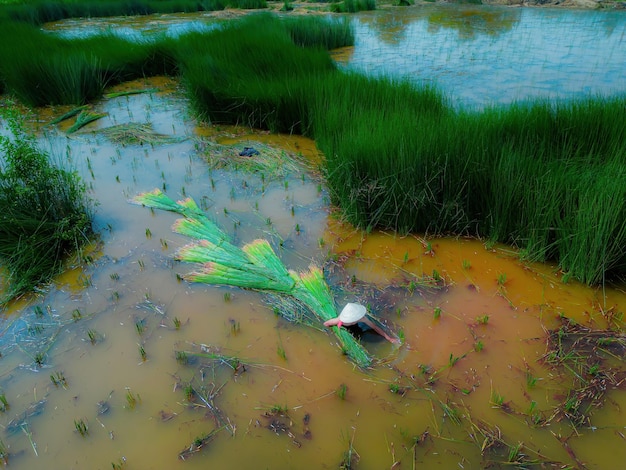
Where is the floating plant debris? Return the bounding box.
[100,122,184,146]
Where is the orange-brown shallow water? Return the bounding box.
[0,76,625,470]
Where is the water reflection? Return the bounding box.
[347,5,626,108]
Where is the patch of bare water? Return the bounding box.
[0,77,625,470]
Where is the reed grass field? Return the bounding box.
[0,0,268,25]
[0,8,624,288]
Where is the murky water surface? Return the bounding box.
[0,6,624,470]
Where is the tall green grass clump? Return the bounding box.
[0,22,175,106]
[311,72,453,233]
[176,13,342,133]
[330,0,376,13]
[0,106,93,303]
[318,91,626,284]
[281,15,354,50]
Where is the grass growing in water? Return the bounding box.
[0,105,93,303]
[0,12,623,285]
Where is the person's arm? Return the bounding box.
[361,318,400,344]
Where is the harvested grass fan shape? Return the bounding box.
[131,189,371,368]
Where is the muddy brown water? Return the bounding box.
[0,54,625,470]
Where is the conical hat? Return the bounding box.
[339,303,367,324]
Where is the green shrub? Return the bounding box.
[0,106,93,303]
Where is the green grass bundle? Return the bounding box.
[132,189,372,367]
[293,267,371,367]
[66,110,107,134]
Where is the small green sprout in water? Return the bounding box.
[111,291,120,302]
[87,329,98,345]
[115,175,120,183]
[336,383,348,400]
[0,439,7,465]
[432,269,441,282]
[74,418,88,437]
[223,292,231,302]
[507,442,522,463]
[526,371,538,388]
[588,363,601,376]
[318,237,325,248]
[72,309,82,321]
[433,307,441,319]
[145,228,152,239]
[111,457,127,470]
[160,238,168,249]
[269,404,287,414]
[138,259,145,270]
[0,394,8,412]
[110,272,120,281]
[265,217,272,226]
[295,223,301,235]
[50,371,68,389]
[441,401,460,425]
[33,305,45,317]
[462,259,471,270]
[397,328,405,343]
[125,389,140,409]
[403,251,409,264]
[173,317,182,330]
[175,350,188,365]
[34,352,45,367]
[77,274,93,287]
[290,205,295,216]
[184,384,195,401]
[497,272,507,286]
[448,353,460,367]
[476,314,489,325]
[135,319,146,336]
[277,345,287,361]
[229,319,240,334]
[474,340,484,352]
[490,390,505,408]
[284,180,289,190]
[27,324,43,336]
[139,345,147,362]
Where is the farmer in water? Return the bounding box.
[324,302,399,344]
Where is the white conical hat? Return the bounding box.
[338,303,367,324]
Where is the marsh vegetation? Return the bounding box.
[0,3,624,469]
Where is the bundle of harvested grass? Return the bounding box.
[66,110,107,134]
[196,140,304,178]
[100,122,184,146]
[131,189,371,368]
